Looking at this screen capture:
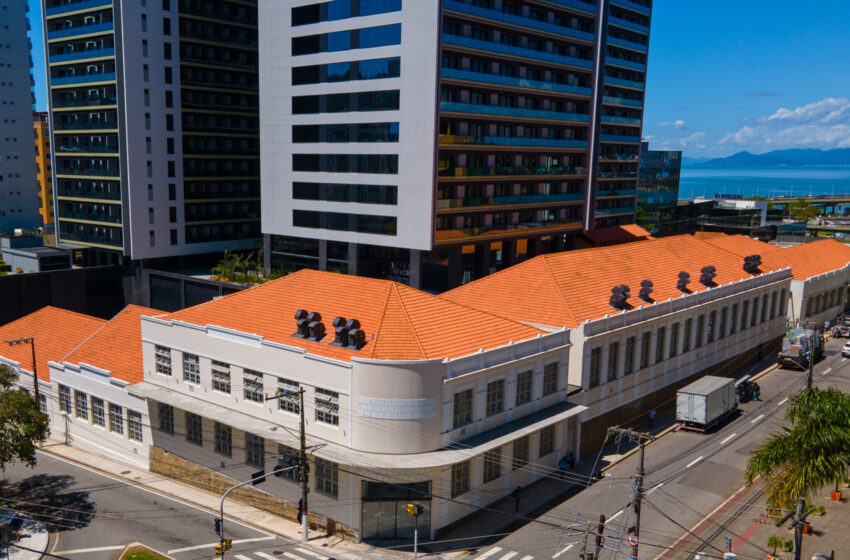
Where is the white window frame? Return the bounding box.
[155,345,172,376]
[315,388,339,425]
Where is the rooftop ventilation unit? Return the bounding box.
[348,329,366,350]
[294,310,325,340]
[639,279,654,302]
[677,271,690,292]
[609,284,631,309]
[700,265,717,286]
[309,320,326,341]
[294,309,310,338]
[331,317,365,349]
[333,317,348,345]
[743,254,762,274]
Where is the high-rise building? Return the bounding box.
[41,0,260,265]
[637,140,680,233]
[260,0,650,290]
[34,112,54,226]
[0,1,41,233]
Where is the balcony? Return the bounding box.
[603,95,643,108]
[440,101,590,124]
[540,0,597,15]
[51,72,116,86]
[608,16,649,35]
[597,189,636,197]
[439,134,587,149]
[46,0,112,17]
[52,96,117,108]
[50,47,114,64]
[437,192,584,210]
[598,171,637,179]
[605,56,646,72]
[58,210,122,224]
[441,68,591,97]
[55,144,119,154]
[54,119,117,130]
[59,230,122,247]
[442,34,593,70]
[603,76,645,90]
[599,153,639,161]
[57,188,121,201]
[48,21,113,40]
[55,167,119,178]
[442,0,595,42]
[601,115,641,125]
[600,134,641,143]
[607,35,648,53]
[439,165,585,178]
[595,206,635,216]
[611,0,652,16]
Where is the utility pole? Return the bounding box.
[579,520,592,560]
[793,497,805,560]
[607,426,655,560]
[4,337,40,401]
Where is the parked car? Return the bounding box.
[843,342,850,358]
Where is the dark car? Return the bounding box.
[737,380,757,403]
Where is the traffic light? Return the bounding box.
[214,517,222,537]
[415,504,424,516]
[406,503,416,516]
[215,543,223,556]
[224,539,232,551]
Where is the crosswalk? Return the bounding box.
[467,546,535,560]
[227,548,332,560]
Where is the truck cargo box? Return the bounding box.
[676,376,737,432]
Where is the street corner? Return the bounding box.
[0,507,50,560]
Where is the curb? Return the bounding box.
[118,541,178,560]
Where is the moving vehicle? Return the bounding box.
[677,376,737,432]
[843,342,850,358]
[777,327,824,369]
[833,315,850,338]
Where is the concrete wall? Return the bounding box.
[792,265,850,327]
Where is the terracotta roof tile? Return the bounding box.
[0,307,106,381]
[582,224,652,245]
[64,305,163,384]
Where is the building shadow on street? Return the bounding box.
[0,473,96,532]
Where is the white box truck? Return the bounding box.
[676,376,737,432]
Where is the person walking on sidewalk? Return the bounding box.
[648,409,657,428]
[512,486,523,512]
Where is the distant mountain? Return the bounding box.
[682,156,711,166]
[686,148,850,168]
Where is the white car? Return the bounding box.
[843,342,850,358]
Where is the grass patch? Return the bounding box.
[121,545,170,560]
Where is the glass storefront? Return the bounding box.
[361,480,431,542]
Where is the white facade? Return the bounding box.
[0,1,40,233]
[259,1,441,250]
[790,264,850,327]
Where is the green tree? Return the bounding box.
[745,387,850,509]
[787,198,821,221]
[0,365,50,470]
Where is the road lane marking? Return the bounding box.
[520,555,534,560]
[476,547,503,560]
[234,555,253,560]
[295,547,330,560]
[750,414,765,424]
[822,367,832,375]
[552,544,573,558]
[685,456,704,469]
[53,545,126,554]
[719,433,737,445]
[647,482,665,495]
[282,553,305,560]
[169,537,274,554]
[608,508,624,521]
[499,552,518,560]
[777,397,789,406]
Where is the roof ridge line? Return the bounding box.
[59,303,131,363]
[390,284,427,359]
[540,254,578,328]
[367,282,397,359]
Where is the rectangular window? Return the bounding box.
[291,24,401,56]
[483,448,502,483]
[39,394,47,414]
[243,369,264,403]
[293,210,397,236]
[315,388,340,425]
[707,310,716,343]
[682,318,692,352]
[214,422,232,457]
[158,402,174,434]
[292,154,398,174]
[640,332,651,368]
[780,289,788,316]
[451,461,470,497]
[624,336,635,374]
[293,182,397,205]
[182,353,200,383]
[453,389,473,428]
[741,300,750,331]
[750,297,759,327]
[128,411,143,442]
[185,411,202,445]
[59,385,71,413]
[512,436,529,470]
[538,425,555,458]
[277,445,299,480]
[292,0,401,26]
[211,360,231,393]
[515,370,532,406]
[162,17,171,35]
[292,89,400,115]
[155,345,172,376]
[770,291,778,319]
[719,307,728,339]
[292,56,401,85]
[485,379,505,416]
[729,304,738,335]
[670,323,679,358]
[543,362,559,394]
[245,432,264,468]
[695,315,705,348]
[163,42,172,60]
[655,326,666,363]
[607,341,619,381]
[760,295,768,323]
[589,347,601,387]
[315,458,338,497]
[92,397,105,427]
[74,390,88,420]
[293,122,399,143]
[277,378,300,414]
[109,403,124,434]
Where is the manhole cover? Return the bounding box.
[121,470,131,475]
[134,477,141,480]
[272,552,283,556]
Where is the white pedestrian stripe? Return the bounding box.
[552,544,574,558]
[476,547,504,560]
[608,508,624,521]
[777,397,789,406]
[750,414,765,424]
[295,547,329,560]
[822,367,832,375]
[234,555,252,560]
[719,433,737,445]
[170,536,275,554]
[499,552,518,560]
[52,545,126,554]
[520,555,534,560]
[257,553,282,560]
[282,553,305,560]
[685,455,704,469]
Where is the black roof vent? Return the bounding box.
[348,328,366,350]
[345,318,361,331]
[295,309,308,321]
[743,254,762,274]
[309,320,326,341]
[331,317,366,349]
[609,284,631,309]
[294,310,324,340]
[333,317,348,345]
[700,265,717,286]
[677,271,690,292]
[332,316,347,329]
[639,279,654,302]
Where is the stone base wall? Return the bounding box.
[149,446,358,541]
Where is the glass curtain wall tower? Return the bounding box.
[261,0,651,291]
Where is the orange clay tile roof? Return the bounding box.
[0,306,106,381]
[583,224,652,245]
[63,305,163,384]
[442,234,788,328]
[163,269,545,362]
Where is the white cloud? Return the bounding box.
[659,119,685,129]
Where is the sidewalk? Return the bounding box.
[0,508,49,560]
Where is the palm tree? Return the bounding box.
[745,387,850,510]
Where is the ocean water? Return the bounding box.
[678,166,850,200]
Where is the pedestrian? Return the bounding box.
[296,498,304,530]
[648,409,657,428]
[512,486,523,512]
[753,383,761,401]
[9,513,22,542]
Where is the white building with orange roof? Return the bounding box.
[134,269,583,542]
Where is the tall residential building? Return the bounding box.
[0,1,41,233]
[34,112,54,225]
[42,0,260,265]
[260,0,651,290]
[636,140,680,233]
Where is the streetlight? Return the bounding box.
[4,337,40,401]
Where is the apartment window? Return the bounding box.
[58,384,71,413]
[39,395,47,414]
[719,307,728,339]
[163,42,172,60]
[483,448,502,483]
[167,137,175,154]
[741,300,750,331]
[589,347,601,387]
[451,461,470,497]
[315,388,339,425]
[655,326,666,363]
[168,183,176,200]
[141,14,147,32]
[147,184,153,201]
[538,425,555,458]
[213,422,232,456]
[128,411,143,442]
[729,304,739,335]
[485,379,505,416]
[158,402,174,434]
[164,66,173,84]
[144,89,150,106]
[166,114,174,131]
[145,113,151,129]
[109,403,124,434]
[211,360,231,393]
[453,389,473,428]
[142,39,148,57]
[624,336,635,374]
[245,432,264,468]
[670,323,680,358]
[165,90,173,108]
[695,315,705,348]
[162,0,170,9]
[243,369,264,403]
[707,310,716,343]
[154,345,172,375]
[74,390,88,420]
[162,17,171,35]
[315,458,338,497]
[515,370,532,406]
[607,341,619,381]
[277,378,300,413]
[185,412,202,445]
[143,64,149,81]
[145,137,152,154]
[179,353,199,383]
[92,397,106,427]
[277,445,299,480]
[750,297,759,327]
[760,295,768,323]
[640,332,651,368]
[543,362,559,394]
[512,436,529,470]
[167,161,175,177]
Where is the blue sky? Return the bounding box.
[28,0,850,158]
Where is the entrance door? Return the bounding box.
[360,481,431,542]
